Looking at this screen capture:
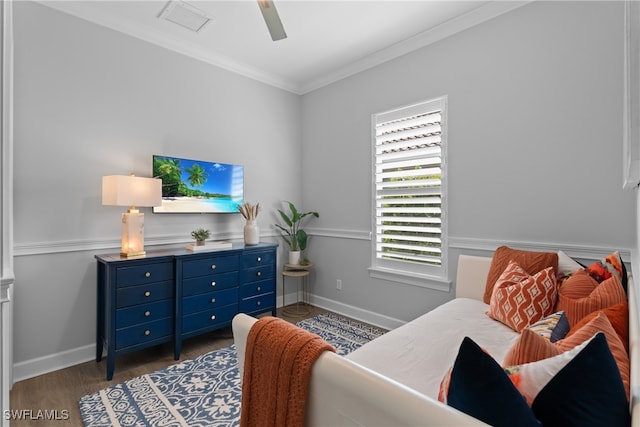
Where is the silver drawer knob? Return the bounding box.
[211,315,216,320]
[144,291,151,297]
[144,311,151,317]
[145,272,151,278]
[211,264,216,270]
[257,257,262,262]
[257,301,261,306]
[257,271,262,277]
[144,330,151,336]
[257,286,261,292]
[211,298,216,303]
[211,281,216,287]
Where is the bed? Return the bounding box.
[233,252,640,426]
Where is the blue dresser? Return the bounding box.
[96,243,277,380]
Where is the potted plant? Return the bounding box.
[191,228,211,246]
[275,201,319,265]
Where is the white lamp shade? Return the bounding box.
[102,175,162,207]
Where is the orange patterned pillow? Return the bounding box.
[486,260,557,332]
[557,273,626,327]
[483,246,558,304]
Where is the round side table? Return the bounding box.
[282,262,314,317]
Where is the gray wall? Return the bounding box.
[10,0,638,381]
[301,1,636,324]
[12,1,301,379]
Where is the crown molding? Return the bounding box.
[36,1,531,95]
[299,0,532,94]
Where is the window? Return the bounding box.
[371,97,447,285]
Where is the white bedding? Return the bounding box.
[346,297,520,399]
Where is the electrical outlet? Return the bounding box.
[336,279,342,290]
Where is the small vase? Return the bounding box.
[196,240,205,246]
[244,220,259,245]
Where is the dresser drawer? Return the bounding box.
[116,318,172,350]
[241,250,276,269]
[182,255,239,279]
[116,262,173,287]
[240,264,275,283]
[182,271,238,297]
[116,281,173,308]
[116,300,173,329]
[182,304,238,334]
[183,288,238,315]
[240,293,274,313]
[240,279,275,299]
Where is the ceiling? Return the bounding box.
[39,0,529,94]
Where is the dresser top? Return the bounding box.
[95,242,278,264]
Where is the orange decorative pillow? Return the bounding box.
[486,260,557,332]
[566,301,629,351]
[503,327,562,366]
[483,246,558,304]
[557,274,626,327]
[504,312,630,401]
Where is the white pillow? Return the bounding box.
[557,250,583,276]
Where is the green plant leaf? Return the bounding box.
[296,229,308,251]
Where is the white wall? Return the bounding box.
[301,1,636,324]
[12,1,301,379]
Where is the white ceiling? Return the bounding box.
[39,0,530,94]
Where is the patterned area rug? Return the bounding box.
[79,313,386,427]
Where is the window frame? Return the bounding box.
[369,96,449,290]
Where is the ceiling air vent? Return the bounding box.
[158,1,212,33]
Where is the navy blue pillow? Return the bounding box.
[447,337,541,427]
[550,311,570,342]
[447,334,630,427]
[531,332,630,427]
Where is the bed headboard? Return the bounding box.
[455,255,492,301]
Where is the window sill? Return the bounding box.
[368,267,451,292]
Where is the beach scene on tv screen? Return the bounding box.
[152,155,243,213]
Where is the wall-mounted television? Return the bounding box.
[152,154,243,213]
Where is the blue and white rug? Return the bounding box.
[79,313,386,427]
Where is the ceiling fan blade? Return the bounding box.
[257,0,287,41]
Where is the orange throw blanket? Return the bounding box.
[240,316,335,427]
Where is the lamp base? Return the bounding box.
[121,211,146,258]
[120,250,146,258]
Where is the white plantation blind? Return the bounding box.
[373,97,446,277]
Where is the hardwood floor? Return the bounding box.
[9,306,329,426]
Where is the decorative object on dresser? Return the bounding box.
[275,201,319,265]
[190,227,211,246]
[101,174,162,258]
[238,201,261,245]
[95,243,277,380]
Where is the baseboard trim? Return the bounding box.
[308,294,405,331]
[12,294,303,382]
[13,344,95,383]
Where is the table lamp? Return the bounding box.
[102,174,162,258]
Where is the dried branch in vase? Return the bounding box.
[238,202,261,221]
